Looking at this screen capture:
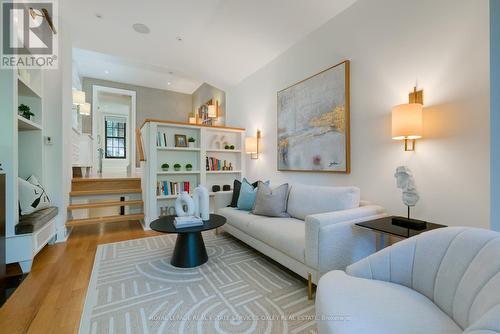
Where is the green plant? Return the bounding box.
[161,163,169,169]
[174,163,181,169]
[18,104,34,119]
[188,137,195,143]
[225,145,230,149]
[185,163,193,169]
[230,145,235,150]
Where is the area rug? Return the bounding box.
[79,232,317,334]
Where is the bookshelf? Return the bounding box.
[140,120,245,229]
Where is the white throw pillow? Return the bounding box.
[18,176,50,215]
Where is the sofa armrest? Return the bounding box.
[305,205,387,274]
[214,191,233,213]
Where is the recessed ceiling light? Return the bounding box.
[168,71,174,75]
[95,13,102,19]
[167,82,171,86]
[133,23,150,34]
[104,70,109,74]
[176,36,183,42]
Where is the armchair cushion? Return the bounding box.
[316,270,462,334]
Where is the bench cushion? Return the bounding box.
[16,206,58,235]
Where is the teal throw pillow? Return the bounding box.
[237,178,269,211]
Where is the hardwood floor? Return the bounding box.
[0,221,160,334]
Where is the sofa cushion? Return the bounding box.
[252,182,290,218]
[16,206,58,235]
[229,179,259,207]
[218,207,305,263]
[287,184,360,220]
[316,270,462,334]
[237,178,269,211]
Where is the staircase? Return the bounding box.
[66,176,144,227]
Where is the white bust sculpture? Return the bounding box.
[394,166,420,207]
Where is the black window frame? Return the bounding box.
[104,119,127,159]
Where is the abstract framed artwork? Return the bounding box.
[277,60,350,173]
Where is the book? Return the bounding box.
[174,216,203,228]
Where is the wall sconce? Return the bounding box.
[79,102,91,116]
[72,90,85,105]
[245,130,261,160]
[392,87,423,151]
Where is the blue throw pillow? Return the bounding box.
[237,178,269,211]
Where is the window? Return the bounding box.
[105,119,126,159]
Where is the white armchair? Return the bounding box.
[316,227,500,334]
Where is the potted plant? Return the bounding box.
[18,104,34,120]
[188,137,196,148]
[230,145,235,150]
[224,144,230,150]
[185,163,193,171]
[174,163,181,171]
[161,163,169,171]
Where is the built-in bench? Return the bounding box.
[16,207,58,234]
[7,207,59,272]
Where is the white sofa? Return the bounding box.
[316,227,500,334]
[214,184,386,292]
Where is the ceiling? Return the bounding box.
[66,0,356,93]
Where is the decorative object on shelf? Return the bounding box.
[188,137,196,148]
[206,156,234,171]
[196,98,220,126]
[277,60,350,173]
[392,86,424,151]
[174,163,181,171]
[193,185,210,220]
[212,185,221,192]
[175,192,195,217]
[225,144,230,150]
[160,207,169,216]
[175,134,187,147]
[210,135,226,149]
[188,114,196,124]
[223,185,231,191]
[245,129,261,160]
[185,163,193,171]
[18,104,34,120]
[392,166,426,229]
[161,163,169,171]
[230,145,235,150]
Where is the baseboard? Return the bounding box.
[56,225,72,243]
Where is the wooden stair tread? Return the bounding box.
[66,214,144,226]
[68,200,143,210]
[70,188,142,196]
[72,177,141,182]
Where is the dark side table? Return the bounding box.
[150,214,226,268]
[355,216,446,249]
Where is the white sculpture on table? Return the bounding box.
[193,186,210,220]
[394,166,420,219]
[174,185,210,220]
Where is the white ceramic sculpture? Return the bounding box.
[394,166,420,207]
[193,185,210,220]
[175,192,195,217]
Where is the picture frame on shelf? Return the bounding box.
[174,134,188,147]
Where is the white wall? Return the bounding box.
[492,0,500,231]
[227,0,490,228]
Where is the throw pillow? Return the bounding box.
[18,177,51,215]
[252,182,290,217]
[229,178,259,207]
[237,178,269,211]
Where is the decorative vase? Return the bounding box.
[188,142,195,148]
[186,167,192,171]
[174,167,181,171]
[161,167,169,171]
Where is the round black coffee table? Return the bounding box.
[150,214,226,268]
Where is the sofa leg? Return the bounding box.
[308,272,313,301]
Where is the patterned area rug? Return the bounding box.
[80,232,317,334]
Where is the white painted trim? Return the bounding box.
[91,85,137,174]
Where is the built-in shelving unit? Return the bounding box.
[140,120,245,228]
[0,67,50,272]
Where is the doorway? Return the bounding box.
[92,86,136,176]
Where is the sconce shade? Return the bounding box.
[79,102,91,116]
[207,105,217,118]
[392,103,423,140]
[245,137,258,154]
[72,90,86,105]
